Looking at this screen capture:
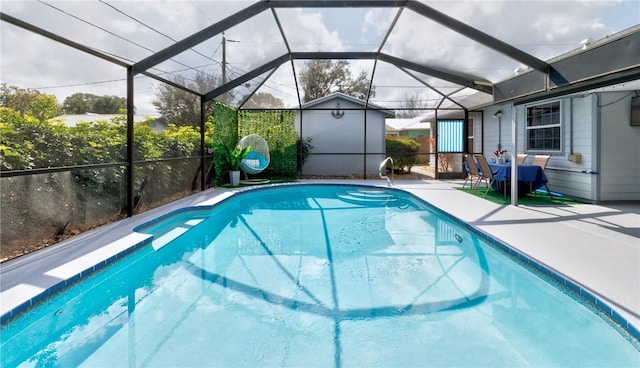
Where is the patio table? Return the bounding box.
[488,163,548,196]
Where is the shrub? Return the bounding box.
[386,138,420,173]
[296,136,313,173]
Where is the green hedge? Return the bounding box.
[1,102,299,188]
[210,103,238,186]
[386,138,420,173]
[238,110,297,179]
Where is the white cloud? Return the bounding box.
[276,8,345,52]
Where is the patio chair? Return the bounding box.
[463,154,481,192]
[474,155,497,197]
[531,154,552,196]
[531,154,550,169]
[238,134,270,180]
[516,154,528,164]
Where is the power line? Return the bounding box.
[36,0,219,85]
[31,61,222,93]
[36,0,154,55]
[98,0,224,71]
[92,1,293,99]
[31,1,310,104]
[98,0,175,43]
[32,78,132,91]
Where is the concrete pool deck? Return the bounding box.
[1,179,639,336]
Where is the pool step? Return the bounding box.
[336,189,398,206]
[137,216,205,251]
[151,218,205,250]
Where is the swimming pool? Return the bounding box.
[1,184,639,367]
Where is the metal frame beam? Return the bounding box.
[1,12,129,68]
[203,54,290,102]
[131,0,534,98]
[291,51,378,60]
[133,2,270,74]
[268,0,410,8]
[405,1,549,73]
[399,68,466,110]
[140,71,202,96]
[204,51,494,102]
[269,1,547,72]
[237,67,279,109]
[511,66,640,106]
[378,54,493,94]
[497,26,640,105]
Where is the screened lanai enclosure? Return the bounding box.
[1,0,639,261]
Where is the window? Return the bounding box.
[526,101,561,151]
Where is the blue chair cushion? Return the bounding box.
[242,151,268,170]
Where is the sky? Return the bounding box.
[1,0,638,116]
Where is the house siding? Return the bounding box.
[544,96,598,200]
[598,92,640,201]
[481,90,639,202]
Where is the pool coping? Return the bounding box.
[1,180,639,342]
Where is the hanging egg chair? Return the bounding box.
[238,134,270,178]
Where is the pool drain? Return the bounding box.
[455,233,463,243]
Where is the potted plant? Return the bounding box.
[494,149,508,164]
[214,143,251,186]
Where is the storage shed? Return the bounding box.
[295,93,395,177]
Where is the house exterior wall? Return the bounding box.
[598,92,640,201]
[295,97,387,176]
[481,91,639,202]
[471,116,483,154]
[405,129,430,139]
[536,96,597,200]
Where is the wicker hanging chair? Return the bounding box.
[238,134,270,176]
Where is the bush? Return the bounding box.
[386,138,420,173]
[296,136,313,173]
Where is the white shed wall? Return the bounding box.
[295,97,387,176]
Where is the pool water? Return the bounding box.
[2,184,639,367]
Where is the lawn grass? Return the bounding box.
[456,186,586,206]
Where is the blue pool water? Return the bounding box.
[2,184,639,367]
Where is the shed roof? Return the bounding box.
[386,117,431,132]
[301,92,395,117]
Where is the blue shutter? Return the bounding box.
[437,120,464,153]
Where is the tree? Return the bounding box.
[396,92,431,118]
[298,60,375,102]
[0,83,61,120]
[243,92,285,109]
[62,93,127,114]
[92,95,126,114]
[153,71,222,126]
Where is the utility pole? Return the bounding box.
[221,32,238,86]
[222,32,227,85]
